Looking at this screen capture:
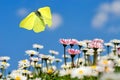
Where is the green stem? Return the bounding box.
[63,45,67,65]
[45,59,48,70]
[93,48,98,65]
[71,55,75,68]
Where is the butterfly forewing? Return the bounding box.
[19,12,35,30]
[38,6,52,27]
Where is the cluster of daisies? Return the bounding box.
[1,39,120,80]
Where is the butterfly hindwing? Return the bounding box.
[19,12,35,30]
[33,15,45,33]
[38,6,52,27]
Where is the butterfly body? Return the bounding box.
[19,6,52,33]
[35,11,41,17]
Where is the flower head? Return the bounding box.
[71,67,92,79]
[83,40,92,45]
[88,38,104,49]
[110,39,120,44]
[69,39,78,45]
[0,62,10,69]
[59,39,70,45]
[97,59,114,67]
[0,56,10,62]
[47,68,54,74]
[117,46,120,55]
[67,49,80,55]
[49,50,59,55]
[77,41,86,47]
[35,63,42,68]
[59,69,72,76]
[33,44,44,49]
[30,57,39,63]
[61,64,71,69]
[9,70,27,80]
[25,50,38,56]
[104,42,113,47]
[62,54,71,59]
[39,54,49,60]
[18,59,30,69]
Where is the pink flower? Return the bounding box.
[70,39,78,45]
[117,46,120,55]
[59,39,70,45]
[93,38,104,43]
[67,49,80,55]
[88,39,104,49]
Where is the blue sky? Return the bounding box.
[0,0,120,71]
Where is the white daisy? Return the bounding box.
[39,54,49,59]
[77,41,87,47]
[104,42,113,47]
[18,59,30,69]
[110,39,120,44]
[59,69,72,76]
[9,73,27,80]
[97,59,114,67]
[0,56,10,61]
[62,54,71,59]
[0,62,10,69]
[33,44,44,49]
[71,67,92,79]
[30,57,39,63]
[49,50,59,55]
[61,64,71,69]
[25,50,38,56]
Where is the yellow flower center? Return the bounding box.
[32,52,35,54]
[91,66,97,69]
[47,69,53,74]
[22,60,26,63]
[78,70,83,74]
[23,70,28,73]
[15,76,21,80]
[103,60,108,65]
[2,62,6,65]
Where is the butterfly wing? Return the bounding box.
[33,15,45,33]
[19,12,35,30]
[20,12,45,33]
[38,6,52,27]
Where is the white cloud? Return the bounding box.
[17,8,28,17]
[111,1,120,15]
[92,12,108,28]
[92,0,120,34]
[92,1,120,28]
[50,13,63,30]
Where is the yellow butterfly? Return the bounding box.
[19,6,52,33]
